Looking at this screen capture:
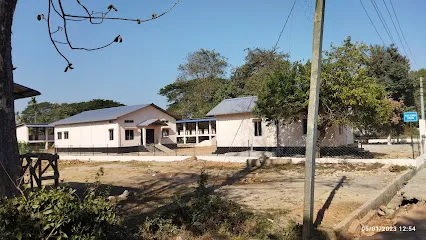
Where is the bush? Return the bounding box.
[0,187,130,240]
[18,141,31,155]
[140,170,283,239]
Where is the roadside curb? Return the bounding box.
[333,158,425,234]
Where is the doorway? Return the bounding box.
[146,129,155,144]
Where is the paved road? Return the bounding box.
[361,167,426,240]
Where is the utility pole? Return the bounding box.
[419,77,425,156]
[303,0,325,239]
[420,77,424,120]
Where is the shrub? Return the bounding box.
[140,170,283,239]
[18,141,31,155]
[0,187,130,240]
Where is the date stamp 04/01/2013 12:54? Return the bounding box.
[361,225,417,232]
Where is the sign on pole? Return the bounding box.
[403,112,418,123]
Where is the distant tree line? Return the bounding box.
[18,99,124,124]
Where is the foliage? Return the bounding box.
[19,99,125,124]
[255,37,396,147]
[368,45,415,106]
[0,185,129,239]
[159,78,228,119]
[140,170,285,239]
[18,141,31,155]
[177,49,229,80]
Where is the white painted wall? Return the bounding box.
[216,113,354,148]
[117,105,177,147]
[55,121,119,148]
[16,125,29,143]
[54,105,177,148]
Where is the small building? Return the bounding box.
[16,124,54,149]
[13,83,41,100]
[176,118,216,146]
[206,96,354,154]
[50,104,177,153]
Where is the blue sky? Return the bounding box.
[13,0,426,113]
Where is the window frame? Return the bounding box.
[124,120,134,123]
[302,119,308,135]
[57,132,62,140]
[109,129,114,141]
[125,129,134,140]
[162,129,170,138]
[253,120,262,137]
[64,131,69,139]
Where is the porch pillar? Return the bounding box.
[45,128,49,150]
[158,127,162,145]
[208,121,212,140]
[142,128,147,146]
[183,123,187,144]
[195,122,199,144]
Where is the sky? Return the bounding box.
[12,0,426,113]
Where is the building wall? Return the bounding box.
[54,105,177,149]
[16,125,29,143]
[216,113,354,148]
[117,105,177,147]
[216,113,277,148]
[54,121,120,148]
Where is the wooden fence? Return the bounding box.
[20,153,59,190]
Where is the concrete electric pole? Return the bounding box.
[303,0,325,239]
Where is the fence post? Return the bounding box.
[138,144,140,156]
[248,140,250,157]
[93,145,94,156]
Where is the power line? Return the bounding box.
[389,0,419,70]
[273,0,297,51]
[370,0,396,45]
[382,0,408,57]
[359,0,385,45]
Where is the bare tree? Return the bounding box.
[0,0,180,198]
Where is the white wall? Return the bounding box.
[16,125,29,143]
[55,121,119,148]
[117,105,177,147]
[54,105,177,148]
[216,113,277,148]
[216,113,354,148]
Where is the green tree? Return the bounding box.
[177,49,229,80]
[256,37,396,152]
[227,48,290,97]
[160,49,229,118]
[368,45,415,106]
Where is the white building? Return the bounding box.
[50,104,177,153]
[16,124,54,149]
[206,96,354,154]
[176,118,216,146]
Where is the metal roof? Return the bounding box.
[14,83,41,100]
[16,124,52,128]
[176,118,216,123]
[137,119,168,127]
[50,104,150,126]
[206,96,257,116]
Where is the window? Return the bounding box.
[109,120,114,123]
[254,120,262,136]
[302,119,308,135]
[64,131,69,139]
[109,129,114,141]
[162,129,169,138]
[124,120,134,123]
[125,130,134,140]
[57,132,62,139]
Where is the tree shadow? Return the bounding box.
[314,176,347,227]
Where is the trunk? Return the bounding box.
[0,0,19,198]
[316,122,329,158]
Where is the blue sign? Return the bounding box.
[403,112,418,122]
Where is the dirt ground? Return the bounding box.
[362,144,421,159]
[49,159,403,231]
